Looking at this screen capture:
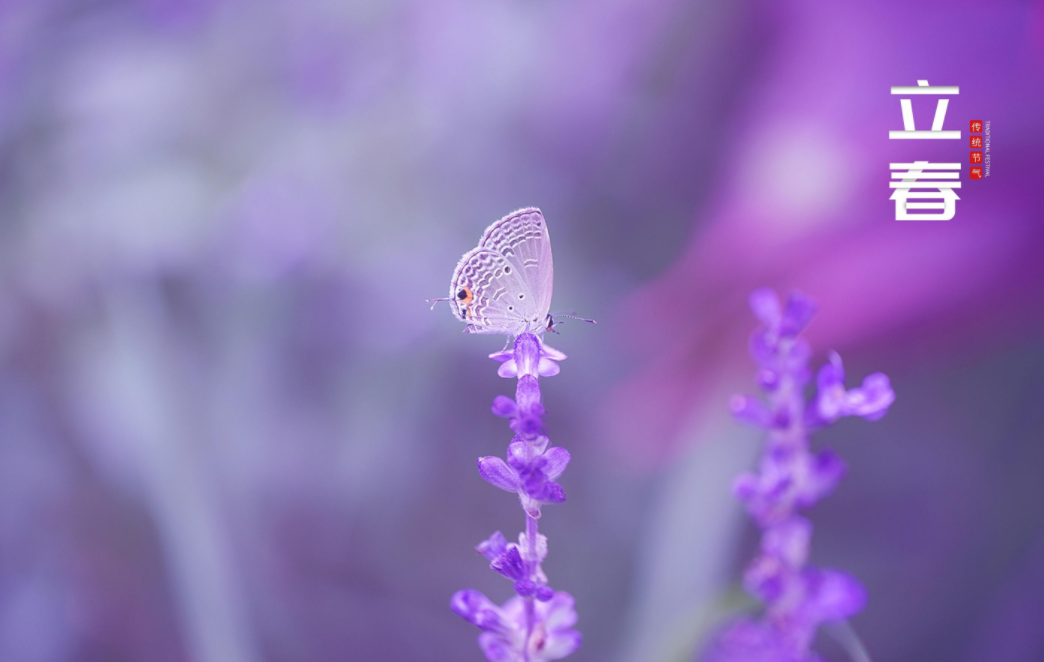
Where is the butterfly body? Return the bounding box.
[443,208,554,337]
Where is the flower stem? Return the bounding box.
[524,514,539,660]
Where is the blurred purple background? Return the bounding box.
[1,1,1043,661]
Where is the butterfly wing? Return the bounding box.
[478,208,553,327]
[449,247,533,335]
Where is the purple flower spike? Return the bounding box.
[453,333,580,661]
[713,289,894,662]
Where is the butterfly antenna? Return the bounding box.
[550,311,597,325]
[545,312,594,334]
[427,297,451,311]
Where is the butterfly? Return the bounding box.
[429,207,592,337]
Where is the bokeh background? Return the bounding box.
[2,0,1043,661]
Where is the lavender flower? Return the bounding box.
[452,334,581,661]
[706,288,895,662]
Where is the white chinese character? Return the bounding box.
[889,161,961,221]
[889,80,960,140]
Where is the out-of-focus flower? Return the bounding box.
[707,288,892,662]
[606,2,1044,471]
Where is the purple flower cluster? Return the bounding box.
[451,334,581,661]
[707,289,895,662]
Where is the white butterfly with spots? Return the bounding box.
[431,208,591,337]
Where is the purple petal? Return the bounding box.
[732,473,761,503]
[496,360,518,378]
[513,334,542,377]
[490,546,525,581]
[780,290,818,337]
[476,531,508,561]
[817,351,845,389]
[474,609,512,635]
[540,591,578,631]
[743,554,787,603]
[542,629,582,659]
[761,517,811,567]
[488,348,513,363]
[515,375,542,410]
[804,568,867,622]
[748,288,782,327]
[539,342,567,361]
[816,394,844,424]
[542,447,571,480]
[511,404,545,438]
[451,589,495,626]
[507,441,528,471]
[705,619,790,662]
[530,435,549,454]
[513,578,537,597]
[511,416,543,439]
[733,474,782,525]
[478,632,515,662]
[748,329,777,367]
[849,372,895,421]
[537,357,561,377]
[814,356,847,423]
[520,457,549,498]
[787,338,813,377]
[542,481,566,504]
[477,457,520,492]
[491,395,518,418]
[799,449,847,506]
[756,368,779,390]
[535,585,554,602]
[730,394,774,428]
